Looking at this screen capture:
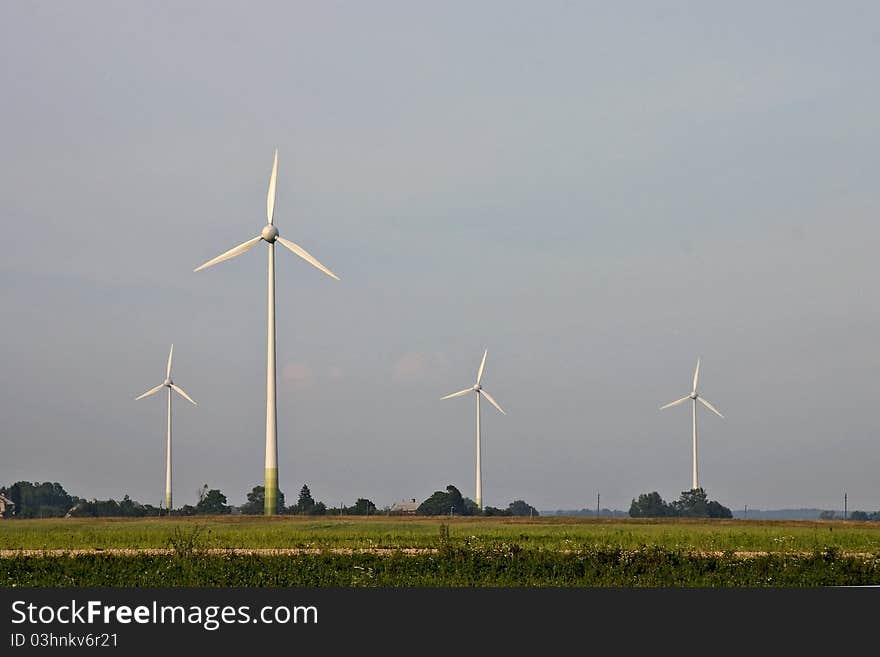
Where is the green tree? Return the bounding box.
[417,485,468,516]
[286,484,321,515]
[630,488,732,519]
[445,485,467,515]
[508,500,539,517]
[482,506,512,516]
[8,481,76,518]
[629,491,673,518]
[352,498,376,515]
[241,486,265,515]
[706,500,733,518]
[196,489,230,515]
[241,486,284,515]
[849,510,869,521]
[118,494,142,517]
[63,494,156,518]
[417,491,450,516]
[296,485,315,514]
[673,488,709,517]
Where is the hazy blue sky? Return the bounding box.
[2,2,878,511]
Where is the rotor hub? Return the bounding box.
[690,392,698,399]
[473,384,481,391]
[261,225,279,242]
[164,379,172,387]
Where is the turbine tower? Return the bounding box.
[659,358,724,490]
[135,344,197,512]
[194,149,339,516]
[441,349,506,509]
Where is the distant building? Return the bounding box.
[0,492,15,518]
[389,499,419,515]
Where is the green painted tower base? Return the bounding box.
[264,468,278,515]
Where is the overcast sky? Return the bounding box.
[2,2,878,512]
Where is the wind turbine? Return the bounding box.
[194,149,339,516]
[659,358,724,491]
[135,344,197,512]
[441,349,506,509]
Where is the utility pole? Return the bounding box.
[597,492,600,519]
[844,492,847,520]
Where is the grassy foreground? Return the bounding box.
[3,517,880,586]
[4,546,880,587]
[3,515,880,553]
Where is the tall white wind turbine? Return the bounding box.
[659,358,724,491]
[135,344,197,512]
[194,149,339,515]
[441,349,506,509]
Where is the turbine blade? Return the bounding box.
[267,148,278,225]
[693,358,701,393]
[440,388,472,400]
[166,344,174,379]
[476,349,488,385]
[171,384,198,406]
[479,389,506,415]
[193,236,262,272]
[276,236,340,280]
[135,384,165,401]
[659,396,690,410]
[698,396,724,418]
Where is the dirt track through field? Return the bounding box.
[1,548,876,558]
[0,548,435,557]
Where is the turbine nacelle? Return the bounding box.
[440,350,506,415]
[193,151,339,281]
[135,345,197,406]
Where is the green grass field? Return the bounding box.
[3,515,880,554]
[5,516,880,586]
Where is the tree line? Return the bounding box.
[629,488,733,518]
[416,485,539,517]
[0,481,374,518]
[0,481,539,518]
[628,489,880,520]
